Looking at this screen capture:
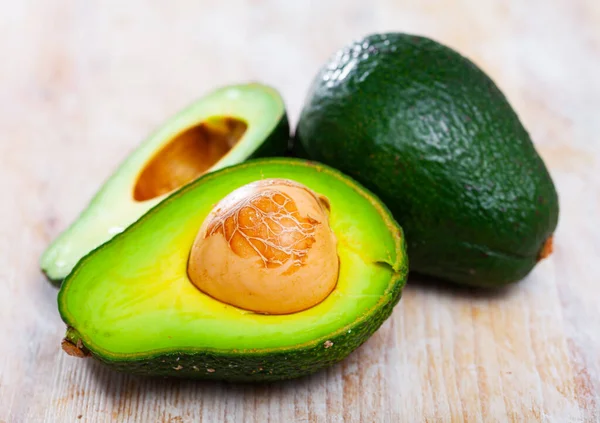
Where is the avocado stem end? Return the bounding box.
[537,236,554,261]
[61,327,90,358]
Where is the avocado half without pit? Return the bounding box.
[58,158,408,382]
[41,83,290,284]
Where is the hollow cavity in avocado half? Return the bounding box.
[41,83,290,284]
[58,158,408,382]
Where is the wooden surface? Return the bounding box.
[1,1,599,422]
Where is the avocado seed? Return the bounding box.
[187,179,339,314]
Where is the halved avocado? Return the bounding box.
[58,158,408,382]
[41,83,289,284]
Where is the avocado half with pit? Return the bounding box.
[41,83,290,284]
[295,33,559,287]
[59,158,408,382]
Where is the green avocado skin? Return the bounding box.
[66,271,405,382]
[247,114,290,160]
[295,33,559,287]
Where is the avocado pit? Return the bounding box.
[187,178,339,315]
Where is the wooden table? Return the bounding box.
[2,1,599,421]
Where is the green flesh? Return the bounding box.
[41,83,290,284]
[58,158,408,381]
[295,32,559,287]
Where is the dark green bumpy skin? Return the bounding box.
[295,33,559,287]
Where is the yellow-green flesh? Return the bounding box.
[59,159,402,357]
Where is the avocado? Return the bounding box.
[58,158,408,382]
[295,33,559,287]
[41,83,290,284]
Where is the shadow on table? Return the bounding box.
[404,272,520,300]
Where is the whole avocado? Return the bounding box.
[295,32,559,287]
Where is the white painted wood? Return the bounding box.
[1,1,599,421]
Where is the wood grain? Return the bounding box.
[1,0,599,421]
